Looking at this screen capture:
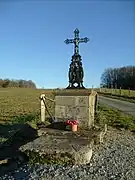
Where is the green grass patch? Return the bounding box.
[95,105,135,132]
[98,92,135,103]
[96,88,135,97]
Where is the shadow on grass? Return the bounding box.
[11,113,39,124]
[0,114,39,176]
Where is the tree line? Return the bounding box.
[0,79,36,88]
[100,66,135,90]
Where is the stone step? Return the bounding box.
[19,125,107,165]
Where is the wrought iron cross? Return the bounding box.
[64,28,89,55]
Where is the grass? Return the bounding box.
[26,150,74,166]
[0,87,134,172]
[0,88,55,123]
[0,88,93,142]
[96,88,135,103]
[98,93,135,103]
[0,87,93,171]
[0,88,55,150]
[0,87,134,147]
[96,105,135,132]
[0,137,8,144]
[0,88,93,123]
[96,88,135,96]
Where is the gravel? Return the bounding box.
[0,127,135,180]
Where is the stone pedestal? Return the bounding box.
[55,90,97,129]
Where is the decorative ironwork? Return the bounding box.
[64,28,89,55]
[64,29,89,89]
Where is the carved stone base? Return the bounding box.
[54,91,96,129]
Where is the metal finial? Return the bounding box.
[74,28,79,34]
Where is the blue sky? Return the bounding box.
[0,1,135,88]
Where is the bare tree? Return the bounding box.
[100,66,135,90]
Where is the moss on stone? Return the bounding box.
[24,150,75,166]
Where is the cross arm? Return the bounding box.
[79,37,89,43]
[64,39,74,44]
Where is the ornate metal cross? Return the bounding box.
[64,28,89,55]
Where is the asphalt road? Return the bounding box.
[98,96,135,116]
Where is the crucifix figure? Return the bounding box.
[64,28,90,89]
[64,28,89,55]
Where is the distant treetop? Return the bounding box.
[0,79,36,88]
[100,65,135,90]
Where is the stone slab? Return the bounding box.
[20,125,107,165]
[19,129,94,165]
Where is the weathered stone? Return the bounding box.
[75,96,88,107]
[55,106,66,119]
[55,90,97,129]
[55,96,75,106]
[93,124,108,144]
[20,126,107,165]
[20,128,94,165]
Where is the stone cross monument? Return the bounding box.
[64,28,89,89]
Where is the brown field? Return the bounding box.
[0,88,54,123]
[0,88,134,145]
[0,88,92,124]
[1,87,135,124]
